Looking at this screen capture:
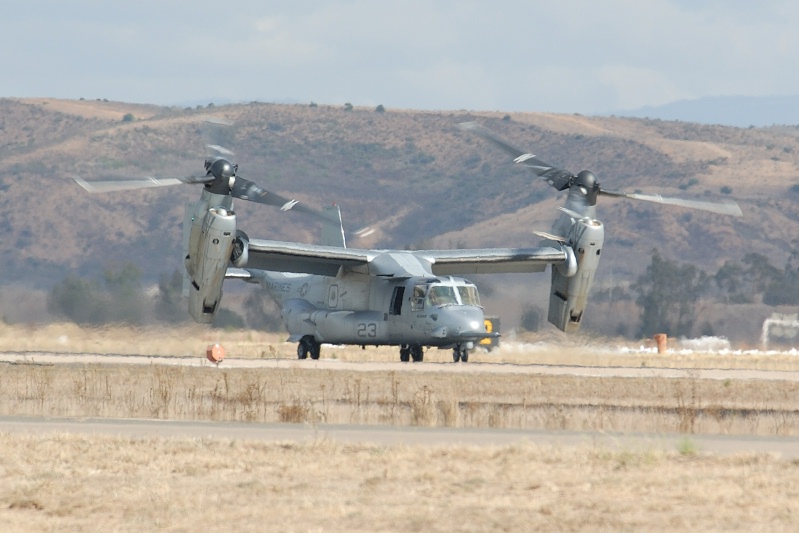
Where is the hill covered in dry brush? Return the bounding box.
[2,97,798,339]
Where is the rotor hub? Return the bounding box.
[573,170,600,206]
[209,158,237,180]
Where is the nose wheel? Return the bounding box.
[297,336,321,360]
[453,346,469,362]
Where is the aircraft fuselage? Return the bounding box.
[256,269,490,349]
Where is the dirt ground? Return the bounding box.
[3,324,799,531]
[2,432,798,533]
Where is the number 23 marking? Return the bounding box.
[357,323,377,338]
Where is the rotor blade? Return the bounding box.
[600,188,743,217]
[202,116,234,127]
[533,230,568,243]
[207,144,235,157]
[556,206,589,220]
[230,176,338,222]
[73,175,212,193]
[458,121,573,191]
[458,121,527,159]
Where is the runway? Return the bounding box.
[3,416,799,457]
[4,350,799,382]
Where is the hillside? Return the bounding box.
[1,97,798,338]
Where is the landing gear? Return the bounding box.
[410,344,424,362]
[399,344,424,362]
[453,346,469,363]
[297,336,321,360]
[399,345,410,362]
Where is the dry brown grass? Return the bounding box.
[4,323,799,531]
[3,323,799,436]
[20,97,162,121]
[1,433,798,532]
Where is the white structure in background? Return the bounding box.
[679,336,731,352]
[761,313,799,349]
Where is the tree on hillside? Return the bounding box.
[48,263,148,326]
[47,274,107,325]
[761,243,799,305]
[713,259,749,303]
[243,287,283,331]
[741,252,784,304]
[155,269,187,323]
[633,250,706,338]
[103,263,146,324]
[519,305,541,332]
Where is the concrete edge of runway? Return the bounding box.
[3,416,799,458]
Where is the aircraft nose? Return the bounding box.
[444,307,486,339]
[460,318,484,335]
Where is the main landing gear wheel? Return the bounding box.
[453,346,469,362]
[399,345,410,362]
[297,336,321,360]
[410,344,424,362]
[399,344,423,362]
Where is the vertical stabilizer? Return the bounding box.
[321,205,346,248]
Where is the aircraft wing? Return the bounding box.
[417,246,568,275]
[245,239,569,278]
[246,239,375,276]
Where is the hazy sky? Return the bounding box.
[3,1,799,114]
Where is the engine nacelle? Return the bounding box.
[186,206,236,324]
[548,217,604,333]
[231,230,249,268]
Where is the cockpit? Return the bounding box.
[411,278,481,310]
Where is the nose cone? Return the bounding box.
[438,306,486,341]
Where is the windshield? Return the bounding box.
[427,285,459,307]
[457,285,481,306]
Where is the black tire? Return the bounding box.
[452,349,461,362]
[399,346,410,362]
[297,339,309,360]
[411,345,424,362]
[310,341,321,360]
[461,351,469,363]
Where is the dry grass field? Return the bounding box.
[3,323,799,531]
[2,433,799,532]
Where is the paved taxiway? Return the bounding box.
[4,351,799,382]
[3,416,799,457]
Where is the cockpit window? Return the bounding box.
[411,284,427,311]
[427,285,458,307]
[457,285,481,306]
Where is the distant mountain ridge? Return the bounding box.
[2,97,798,336]
[617,94,799,127]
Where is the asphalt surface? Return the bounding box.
[3,416,799,457]
[4,351,799,382]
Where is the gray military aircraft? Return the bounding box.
[75,121,742,362]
